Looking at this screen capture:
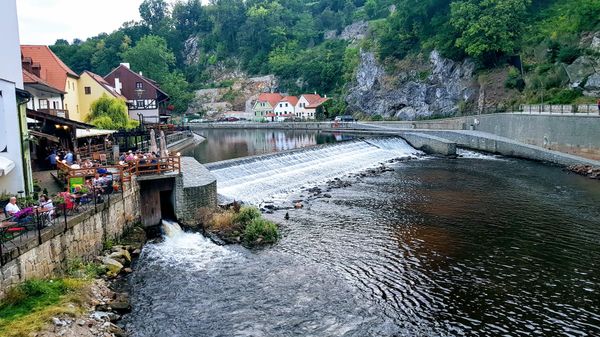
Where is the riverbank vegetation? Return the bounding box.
[197,205,279,247]
[0,275,91,336]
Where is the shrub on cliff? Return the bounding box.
[243,218,279,246]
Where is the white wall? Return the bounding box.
[0,0,26,195]
[25,86,63,111]
[129,108,160,123]
[295,96,316,119]
[274,101,295,116]
[0,0,23,89]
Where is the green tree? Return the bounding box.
[160,71,194,114]
[139,0,169,32]
[122,35,175,82]
[450,0,530,62]
[87,94,138,130]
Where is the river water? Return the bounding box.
[126,130,600,336]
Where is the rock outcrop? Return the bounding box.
[346,50,477,119]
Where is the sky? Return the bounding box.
[17,0,162,45]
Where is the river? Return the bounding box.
[125,130,600,336]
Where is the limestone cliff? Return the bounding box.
[346,50,477,119]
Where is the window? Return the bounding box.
[84,86,91,95]
[53,101,59,109]
[136,82,143,89]
[137,100,144,108]
[280,103,283,107]
[285,103,288,107]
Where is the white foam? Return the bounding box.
[457,149,505,160]
[211,138,422,204]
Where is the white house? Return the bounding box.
[22,69,65,115]
[273,96,298,121]
[0,0,33,195]
[295,94,329,120]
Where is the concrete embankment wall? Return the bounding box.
[0,183,141,298]
[360,114,600,160]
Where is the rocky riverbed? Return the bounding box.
[30,227,147,337]
[566,164,600,179]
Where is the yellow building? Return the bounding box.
[77,70,127,122]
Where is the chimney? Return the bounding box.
[324,94,327,98]
[139,71,143,77]
[120,63,130,69]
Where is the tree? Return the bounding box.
[450,0,530,62]
[122,35,175,83]
[87,94,138,130]
[160,71,194,114]
[139,0,169,31]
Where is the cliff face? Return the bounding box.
[346,50,477,119]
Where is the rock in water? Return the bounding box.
[284,212,290,220]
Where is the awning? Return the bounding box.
[29,130,60,143]
[76,128,116,139]
[0,156,16,177]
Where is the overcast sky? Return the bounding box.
[17,0,159,45]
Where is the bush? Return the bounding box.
[557,45,581,64]
[233,206,261,226]
[545,89,582,104]
[243,218,279,246]
[371,114,383,121]
[505,66,525,91]
[209,211,236,233]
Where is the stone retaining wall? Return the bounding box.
[0,182,141,298]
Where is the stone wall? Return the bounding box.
[0,182,140,298]
[175,157,217,226]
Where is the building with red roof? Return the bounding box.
[273,96,298,121]
[21,45,82,121]
[103,63,170,124]
[252,93,284,121]
[296,94,330,120]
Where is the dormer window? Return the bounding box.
[136,82,143,89]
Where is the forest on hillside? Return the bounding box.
[51,0,600,116]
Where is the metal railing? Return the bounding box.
[518,104,600,115]
[1,185,124,266]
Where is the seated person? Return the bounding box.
[38,194,55,220]
[92,173,109,194]
[5,197,20,216]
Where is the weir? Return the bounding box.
[208,138,421,204]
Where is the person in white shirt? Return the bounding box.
[4,197,20,216]
[38,194,55,223]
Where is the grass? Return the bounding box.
[197,206,279,246]
[0,278,89,337]
[243,218,279,246]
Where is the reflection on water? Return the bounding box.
[127,135,600,336]
[185,129,355,163]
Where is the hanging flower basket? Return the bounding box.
[167,104,175,111]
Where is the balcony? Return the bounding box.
[38,108,69,119]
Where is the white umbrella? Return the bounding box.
[160,130,169,157]
[149,129,158,153]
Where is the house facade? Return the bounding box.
[20,45,82,121]
[274,96,298,121]
[22,59,66,116]
[252,93,283,121]
[103,63,170,124]
[295,94,329,120]
[0,0,33,195]
[78,70,126,121]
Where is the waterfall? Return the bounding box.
[162,220,184,238]
[210,138,422,204]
